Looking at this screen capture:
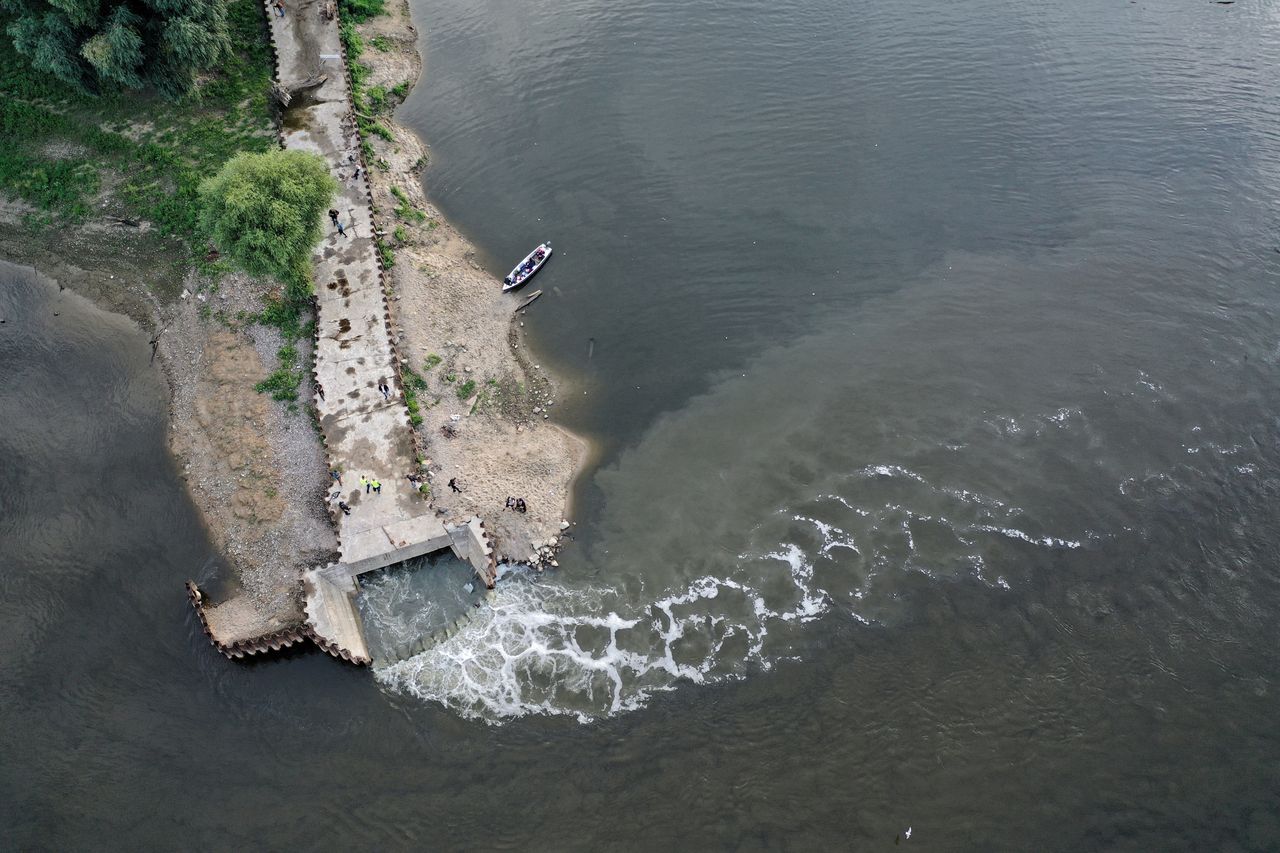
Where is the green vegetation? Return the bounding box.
[0,0,274,241]
[5,0,232,96]
[391,81,410,99]
[401,365,427,426]
[393,225,408,243]
[375,238,395,269]
[390,185,426,223]
[255,361,304,402]
[339,0,386,23]
[424,353,442,369]
[197,149,337,284]
[456,379,477,400]
[370,35,392,52]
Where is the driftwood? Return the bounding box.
[515,289,543,311]
[271,74,327,108]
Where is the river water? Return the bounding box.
[4,0,1280,847]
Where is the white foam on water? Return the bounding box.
[375,549,831,724]
[971,525,1082,549]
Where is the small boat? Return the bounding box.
[502,242,552,292]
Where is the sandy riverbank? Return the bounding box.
[353,0,590,565]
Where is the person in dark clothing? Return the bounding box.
[505,496,515,511]
[449,478,462,493]
[515,498,527,514]
[337,501,351,516]
[328,209,339,226]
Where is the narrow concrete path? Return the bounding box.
[266,0,447,662]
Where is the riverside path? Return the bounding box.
[265,0,492,663]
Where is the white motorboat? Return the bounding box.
[502,242,552,292]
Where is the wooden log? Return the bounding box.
[515,290,543,311]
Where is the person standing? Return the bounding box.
[372,479,382,494]
[328,208,339,227]
[360,475,369,494]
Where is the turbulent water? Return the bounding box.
[5,0,1280,847]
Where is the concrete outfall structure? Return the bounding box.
[187,0,498,665]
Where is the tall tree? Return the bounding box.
[198,150,338,285]
[3,0,231,96]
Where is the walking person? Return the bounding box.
[330,469,342,486]
[328,208,339,227]
[336,219,347,237]
[372,479,382,494]
[378,382,391,400]
[360,475,369,494]
[449,477,462,493]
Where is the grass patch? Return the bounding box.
[370,36,393,52]
[255,366,304,402]
[375,238,395,268]
[340,0,386,23]
[424,353,442,369]
[456,379,477,400]
[390,185,427,222]
[391,81,411,99]
[0,0,274,240]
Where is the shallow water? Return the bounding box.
[5,0,1280,846]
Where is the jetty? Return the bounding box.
[188,0,496,665]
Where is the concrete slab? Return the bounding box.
[267,0,458,664]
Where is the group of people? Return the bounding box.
[504,247,547,286]
[505,496,528,514]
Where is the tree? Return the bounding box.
[3,0,231,96]
[198,150,338,286]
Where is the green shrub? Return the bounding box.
[255,367,303,401]
[456,379,476,400]
[339,0,386,22]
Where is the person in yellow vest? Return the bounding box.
[371,478,382,494]
[360,475,369,494]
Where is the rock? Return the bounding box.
[550,560,559,567]
[560,520,570,530]
[180,289,190,300]
[532,407,541,414]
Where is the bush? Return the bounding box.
[339,0,386,23]
[456,379,476,400]
[198,149,337,284]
